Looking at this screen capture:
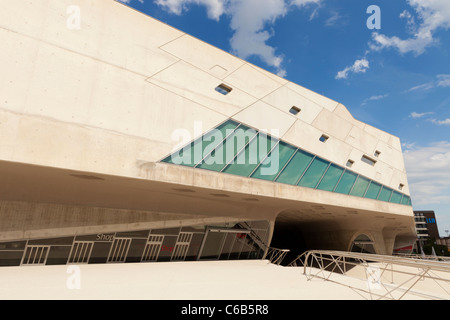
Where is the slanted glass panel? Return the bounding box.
[162,141,196,167]
[198,124,257,172]
[401,195,410,205]
[163,120,239,167]
[365,181,382,200]
[298,158,330,188]
[350,176,371,197]
[198,120,240,165]
[378,186,393,202]
[407,197,412,206]
[251,141,296,181]
[275,150,314,185]
[317,164,344,192]
[223,133,277,177]
[390,191,403,204]
[334,170,358,195]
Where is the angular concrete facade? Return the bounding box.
[0,0,416,266]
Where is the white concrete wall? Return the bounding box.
[0,0,411,197]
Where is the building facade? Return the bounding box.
[0,0,417,267]
[415,211,440,240]
[414,211,431,241]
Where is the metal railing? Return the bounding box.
[288,250,450,300]
[394,253,450,262]
[287,251,309,267]
[263,247,290,266]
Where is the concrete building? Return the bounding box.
[413,210,449,255]
[0,0,416,267]
[414,212,430,242]
[414,211,440,240]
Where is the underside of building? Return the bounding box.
[0,0,417,267]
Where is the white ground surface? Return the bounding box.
[0,260,445,300]
[0,260,360,300]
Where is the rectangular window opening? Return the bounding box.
[289,106,301,115]
[399,183,404,191]
[361,155,377,166]
[215,84,233,95]
[319,135,329,143]
[374,150,381,158]
[346,160,354,168]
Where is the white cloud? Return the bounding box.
[335,58,369,80]
[291,0,321,6]
[437,74,450,87]
[404,82,434,93]
[324,11,342,27]
[118,0,144,3]
[403,74,450,93]
[408,110,450,126]
[408,111,449,126]
[369,94,388,101]
[370,32,435,56]
[409,111,434,118]
[431,118,450,125]
[154,0,227,20]
[227,0,289,76]
[361,93,388,106]
[403,141,450,206]
[228,0,323,77]
[153,0,322,77]
[340,0,450,80]
[400,10,417,33]
[370,0,450,55]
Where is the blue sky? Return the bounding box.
[118,0,450,237]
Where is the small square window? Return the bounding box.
[374,150,381,157]
[399,183,404,191]
[215,84,232,95]
[319,135,329,143]
[361,155,377,166]
[289,106,301,115]
[346,160,354,168]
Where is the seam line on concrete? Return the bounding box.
[0,26,166,80]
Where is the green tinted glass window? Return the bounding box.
[162,141,196,166]
[163,120,411,206]
[251,141,296,181]
[350,176,371,197]
[298,158,330,188]
[334,170,358,195]
[365,182,382,200]
[378,186,393,202]
[400,195,410,205]
[223,133,277,177]
[276,150,314,185]
[390,191,403,204]
[317,164,344,192]
[198,125,256,172]
[198,121,240,165]
[163,120,239,167]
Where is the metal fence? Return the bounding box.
[288,250,450,300]
[263,247,290,266]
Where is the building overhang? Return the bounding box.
[0,160,416,238]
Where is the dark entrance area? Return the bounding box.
[0,220,270,267]
[270,221,308,266]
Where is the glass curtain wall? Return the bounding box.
[163,120,413,206]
